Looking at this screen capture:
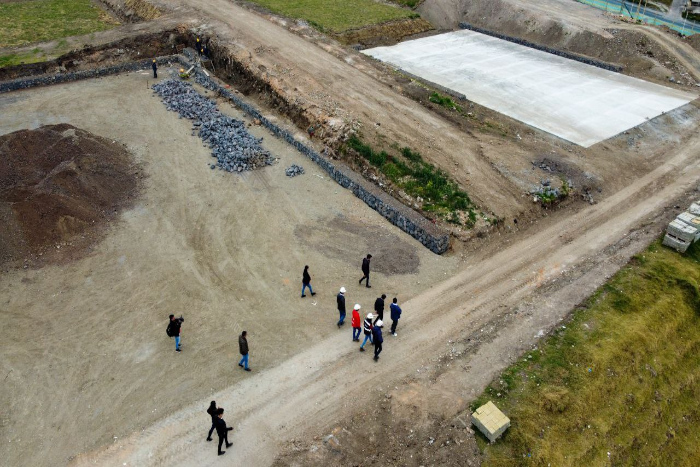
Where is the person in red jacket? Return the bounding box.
[351,304,361,342]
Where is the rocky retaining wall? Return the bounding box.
[184,54,449,254]
[0,55,179,93]
[0,52,450,254]
[459,22,623,73]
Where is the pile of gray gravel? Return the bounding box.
[152,79,275,173]
[285,165,305,177]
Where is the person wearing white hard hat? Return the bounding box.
[359,312,374,351]
[351,303,362,341]
[337,287,347,328]
[372,320,384,361]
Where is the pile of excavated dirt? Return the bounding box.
[0,124,141,268]
[687,33,700,53]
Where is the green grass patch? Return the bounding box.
[0,0,114,48]
[389,0,419,8]
[245,0,416,33]
[472,239,700,466]
[345,135,477,225]
[429,92,462,112]
[0,49,46,67]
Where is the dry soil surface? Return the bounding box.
[68,119,700,467]
[0,70,462,467]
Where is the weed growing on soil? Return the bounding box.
[0,0,114,48]
[429,92,462,112]
[388,0,420,8]
[472,239,700,466]
[246,0,415,33]
[346,136,476,225]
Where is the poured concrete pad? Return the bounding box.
[363,30,697,147]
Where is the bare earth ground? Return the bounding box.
[0,70,462,467]
[1,0,700,465]
[67,117,700,466]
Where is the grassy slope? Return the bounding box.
[246,0,415,33]
[0,0,114,48]
[473,239,700,466]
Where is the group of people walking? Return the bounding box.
[310,254,404,361]
[167,253,405,456]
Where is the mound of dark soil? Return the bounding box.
[0,124,141,268]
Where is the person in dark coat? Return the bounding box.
[168,314,184,352]
[373,294,386,324]
[196,36,201,55]
[359,313,374,351]
[359,254,372,288]
[390,297,402,336]
[152,59,157,78]
[301,265,316,298]
[215,408,233,455]
[337,287,346,327]
[206,401,217,441]
[372,320,384,361]
[238,331,251,371]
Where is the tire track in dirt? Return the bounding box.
[70,132,700,466]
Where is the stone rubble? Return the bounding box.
[152,79,275,173]
[285,164,305,177]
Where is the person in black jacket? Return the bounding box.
[373,294,386,324]
[359,254,372,288]
[151,59,157,78]
[372,320,384,361]
[337,287,346,327]
[215,408,233,455]
[301,265,316,298]
[206,401,217,441]
[168,314,184,352]
[238,331,251,371]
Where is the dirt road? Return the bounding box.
[156,0,528,221]
[71,120,700,466]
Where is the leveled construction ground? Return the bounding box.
[0,70,462,467]
[364,30,697,147]
[474,239,700,465]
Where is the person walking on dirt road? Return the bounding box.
[359,254,372,288]
[152,59,157,78]
[372,320,384,361]
[167,314,184,352]
[373,294,386,325]
[390,297,402,336]
[301,265,316,298]
[215,408,233,455]
[206,401,218,441]
[337,287,347,327]
[351,304,361,341]
[238,331,251,371]
[359,313,374,351]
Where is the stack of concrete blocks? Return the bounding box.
[471,401,510,443]
[663,202,700,253]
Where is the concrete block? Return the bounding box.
[667,219,697,243]
[676,212,700,241]
[471,401,510,443]
[689,202,700,216]
[663,233,691,253]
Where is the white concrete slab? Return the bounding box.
[363,30,697,147]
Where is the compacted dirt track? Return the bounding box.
[71,128,700,465]
[154,0,528,221]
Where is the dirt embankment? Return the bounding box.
[419,0,697,87]
[0,124,141,269]
[0,28,187,82]
[334,17,434,47]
